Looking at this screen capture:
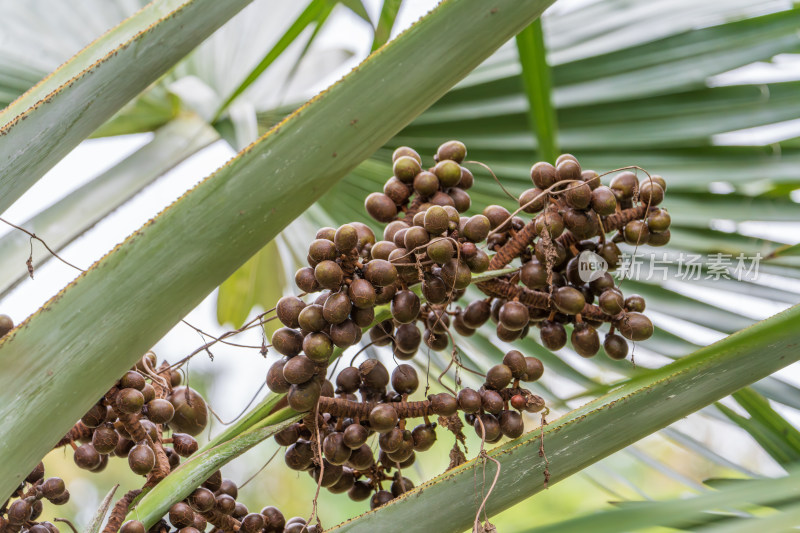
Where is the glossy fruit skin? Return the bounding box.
[167,387,208,436]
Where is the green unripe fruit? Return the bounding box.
[393,155,421,183]
[436,140,467,163]
[423,205,449,234]
[462,215,491,243]
[433,160,462,187]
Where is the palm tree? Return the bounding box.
[0,0,799,531]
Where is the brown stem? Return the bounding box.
[102,489,141,533]
[316,388,543,419]
[478,279,611,322]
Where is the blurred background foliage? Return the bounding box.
[2,0,800,531]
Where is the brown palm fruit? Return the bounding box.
[481,390,504,414]
[295,266,320,293]
[540,320,567,350]
[625,294,646,312]
[128,443,155,475]
[116,387,144,414]
[404,226,430,251]
[303,332,333,362]
[343,424,369,450]
[330,319,360,348]
[647,208,671,233]
[282,355,316,385]
[370,490,394,510]
[502,350,527,379]
[482,204,511,230]
[430,393,458,416]
[169,502,195,529]
[323,292,352,324]
[534,209,564,239]
[267,359,292,393]
[172,433,198,457]
[437,140,467,163]
[120,522,145,533]
[599,289,624,315]
[323,433,352,465]
[379,427,405,453]
[348,278,376,309]
[597,241,622,269]
[215,494,236,515]
[285,440,314,471]
[523,357,544,381]
[565,181,592,209]
[441,258,471,289]
[465,248,490,273]
[427,238,455,265]
[369,404,399,433]
[392,325,419,355]
[462,299,491,329]
[648,229,670,246]
[462,214,491,243]
[474,414,501,441]
[581,169,600,189]
[430,190,457,208]
[41,478,66,500]
[423,205,449,235]
[610,171,639,199]
[241,514,265,533]
[556,158,581,183]
[187,488,216,514]
[272,327,304,356]
[81,403,108,428]
[639,181,664,206]
[411,424,437,452]
[168,387,208,436]
[369,320,394,346]
[364,259,398,287]
[519,187,546,213]
[591,186,618,215]
[92,425,119,454]
[449,187,471,212]
[422,275,448,304]
[616,312,654,341]
[393,146,422,164]
[308,239,337,263]
[391,476,415,498]
[485,364,513,390]
[563,208,598,239]
[531,161,557,189]
[287,380,321,412]
[0,315,14,337]
[457,388,482,413]
[604,333,629,360]
[261,508,286,533]
[360,359,390,389]
[499,410,525,438]
[336,366,362,394]
[384,177,412,204]
[413,171,439,196]
[423,328,449,351]
[498,301,529,331]
[348,480,372,502]
[391,290,420,323]
[365,192,398,222]
[328,467,356,494]
[534,238,566,267]
[571,323,600,357]
[146,398,175,424]
[624,220,650,245]
[520,260,548,290]
[554,286,586,315]
[371,240,397,261]
[391,364,419,395]
[120,370,146,391]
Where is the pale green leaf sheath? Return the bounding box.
[0,0,556,500]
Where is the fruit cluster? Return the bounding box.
[3,140,669,533]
